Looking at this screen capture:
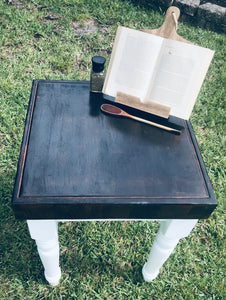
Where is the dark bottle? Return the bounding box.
[90,56,106,92]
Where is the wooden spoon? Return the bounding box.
[101,104,181,135]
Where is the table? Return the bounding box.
[13,80,217,285]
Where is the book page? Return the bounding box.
[144,39,214,119]
[103,27,164,100]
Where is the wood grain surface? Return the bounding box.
[12,80,217,219]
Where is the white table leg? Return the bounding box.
[142,219,198,282]
[27,220,61,286]
[27,219,198,285]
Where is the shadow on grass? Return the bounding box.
[57,221,156,284]
[61,251,144,284]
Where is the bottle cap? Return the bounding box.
[92,56,106,72]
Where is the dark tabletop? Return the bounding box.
[12,80,217,219]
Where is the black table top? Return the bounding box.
[12,80,217,219]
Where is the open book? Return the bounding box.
[103,26,214,120]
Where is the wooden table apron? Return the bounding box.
[12,80,217,220]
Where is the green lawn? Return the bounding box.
[0,0,225,299]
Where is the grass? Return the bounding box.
[0,0,225,299]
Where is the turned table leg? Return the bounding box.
[27,219,198,285]
[142,219,198,282]
[27,220,61,286]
